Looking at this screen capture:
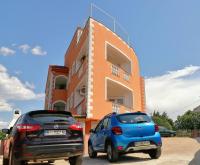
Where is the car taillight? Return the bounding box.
[112,126,122,135]
[69,123,83,131]
[155,124,159,132]
[17,124,41,133]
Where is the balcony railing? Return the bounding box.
[77,59,88,78]
[111,64,130,81]
[73,98,87,116]
[112,103,120,113]
[111,102,133,114]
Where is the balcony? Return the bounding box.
[110,63,130,81]
[106,101,133,114]
[106,43,132,78]
[72,98,87,116]
[77,57,88,78]
[53,101,66,111]
[106,78,133,113]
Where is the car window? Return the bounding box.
[103,118,109,129]
[30,113,75,123]
[159,127,165,131]
[16,115,24,124]
[95,120,103,132]
[117,113,151,124]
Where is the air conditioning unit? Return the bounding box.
[79,86,86,96]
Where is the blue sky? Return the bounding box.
[0,0,200,125]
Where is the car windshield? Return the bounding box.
[30,113,75,123]
[117,113,151,124]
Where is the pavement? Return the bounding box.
[1,137,200,165]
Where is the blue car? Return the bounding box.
[88,112,162,162]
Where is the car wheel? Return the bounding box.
[106,143,118,162]
[9,147,26,165]
[148,147,161,159]
[69,155,83,165]
[88,143,97,158]
[3,157,9,165]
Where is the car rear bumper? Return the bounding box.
[125,144,158,152]
[17,143,83,161]
[112,132,162,153]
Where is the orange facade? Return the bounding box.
[44,18,146,152]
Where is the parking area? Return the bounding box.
[1,137,200,165]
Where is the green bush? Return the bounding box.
[152,116,172,130]
[152,111,173,130]
[175,110,200,130]
[0,131,6,140]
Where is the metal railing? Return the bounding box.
[112,103,120,113]
[111,64,130,81]
[90,3,130,46]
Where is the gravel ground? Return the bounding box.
[1,137,200,165]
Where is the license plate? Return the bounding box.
[135,141,150,147]
[44,130,67,136]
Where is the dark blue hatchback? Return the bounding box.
[88,112,162,162]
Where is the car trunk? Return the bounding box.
[120,123,155,137]
[116,113,155,137]
[26,111,83,145]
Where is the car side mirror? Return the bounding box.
[89,129,95,133]
[2,129,10,134]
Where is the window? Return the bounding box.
[30,113,75,123]
[77,30,82,44]
[53,102,65,111]
[95,120,103,132]
[111,64,119,76]
[55,76,67,89]
[103,118,110,129]
[117,113,151,124]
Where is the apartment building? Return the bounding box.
[45,17,146,150]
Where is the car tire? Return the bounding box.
[69,155,83,165]
[9,147,26,165]
[3,157,9,165]
[106,143,118,162]
[148,147,161,159]
[88,143,97,158]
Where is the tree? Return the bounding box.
[152,111,174,130]
[175,110,200,130]
[0,131,6,140]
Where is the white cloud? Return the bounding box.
[0,46,15,56]
[0,64,44,112]
[25,81,35,90]
[0,99,12,111]
[0,64,43,100]
[31,46,47,56]
[145,65,200,120]
[0,121,8,129]
[18,44,30,54]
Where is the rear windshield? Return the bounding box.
[117,113,151,124]
[30,113,75,123]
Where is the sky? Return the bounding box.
[0,0,200,127]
